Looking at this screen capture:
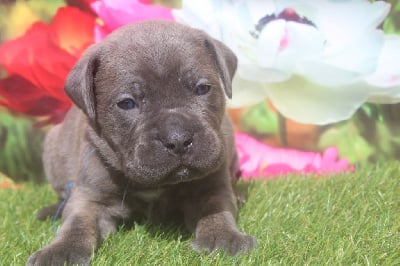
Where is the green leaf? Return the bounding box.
[26,0,65,23]
[239,102,278,136]
[0,110,45,182]
[318,121,375,164]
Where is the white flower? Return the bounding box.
[366,34,400,103]
[174,0,393,124]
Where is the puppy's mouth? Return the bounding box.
[164,166,201,185]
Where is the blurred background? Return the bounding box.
[0,0,400,184]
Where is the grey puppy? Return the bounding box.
[27,20,256,266]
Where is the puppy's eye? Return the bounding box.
[117,98,136,110]
[195,84,211,96]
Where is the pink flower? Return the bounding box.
[91,0,173,41]
[235,132,351,179]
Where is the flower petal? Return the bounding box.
[366,35,400,103]
[321,30,384,75]
[51,7,96,55]
[235,132,350,179]
[236,64,290,83]
[297,59,364,87]
[315,0,390,51]
[228,77,270,108]
[266,75,368,124]
[172,0,219,32]
[92,0,173,32]
[0,75,71,122]
[257,20,324,72]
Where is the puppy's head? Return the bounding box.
[65,21,237,187]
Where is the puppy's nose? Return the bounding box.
[159,114,194,156]
[162,129,193,155]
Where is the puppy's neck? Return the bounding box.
[86,125,123,171]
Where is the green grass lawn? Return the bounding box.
[1,163,399,265]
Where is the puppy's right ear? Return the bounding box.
[204,38,237,99]
[64,45,99,122]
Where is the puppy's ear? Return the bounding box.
[64,45,99,122]
[205,38,237,99]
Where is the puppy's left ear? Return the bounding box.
[205,38,237,99]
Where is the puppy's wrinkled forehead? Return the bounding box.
[97,22,216,85]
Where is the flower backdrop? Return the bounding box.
[0,6,95,124]
[174,0,399,125]
[0,0,400,185]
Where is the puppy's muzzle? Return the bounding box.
[158,114,194,156]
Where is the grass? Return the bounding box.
[1,163,399,265]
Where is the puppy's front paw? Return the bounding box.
[26,243,91,266]
[192,230,256,255]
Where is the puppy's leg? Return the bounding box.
[185,170,256,255]
[27,188,118,266]
[36,200,63,221]
[192,211,256,255]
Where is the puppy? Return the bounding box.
[27,20,256,266]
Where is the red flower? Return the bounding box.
[0,7,95,124]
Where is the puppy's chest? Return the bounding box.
[134,189,165,202]
[126,188,182,221]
